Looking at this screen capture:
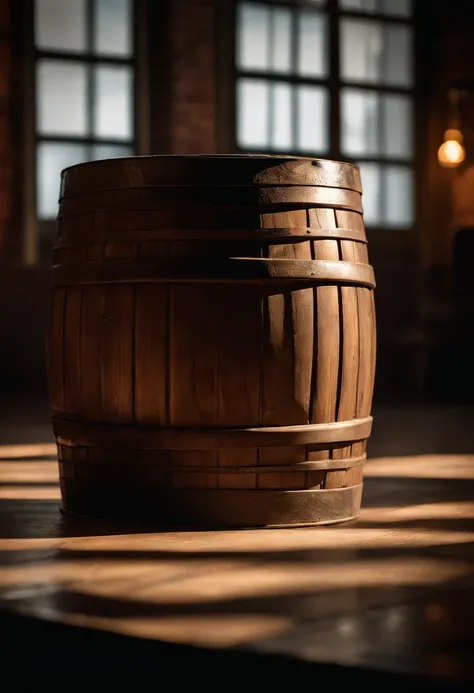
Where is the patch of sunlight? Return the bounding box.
[0,557,470,600]
[361,502,474,522]
[0,486,60,500]
[50,526,474,553]
[365,455,474,479]
[0,443,56,459]
[25,607,292,648]
[0,461,59,483]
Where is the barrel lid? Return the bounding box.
[60,154,362,198]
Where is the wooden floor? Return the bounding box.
[1,399,474,689]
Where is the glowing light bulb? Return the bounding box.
[438,129,466,168]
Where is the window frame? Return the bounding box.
[234,0,334,157]
[19,0,151,265]
[219,0,420,233]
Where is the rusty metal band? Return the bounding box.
[58,455,366,474]
[53,416,373,450]
[52,259,376,288]
[55,226,368,247]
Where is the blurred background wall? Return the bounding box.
[0,0,473,404]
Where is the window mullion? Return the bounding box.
[86,0,95,144]
[268,7,274,149]
[379,22,387,224]
[328,0,341,160]
[290,6,298,151]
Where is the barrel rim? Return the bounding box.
[60,153,362,177]
[59,155,363,197]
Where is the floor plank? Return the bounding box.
[0,401,474,687]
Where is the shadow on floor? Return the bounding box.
[2,608,468,691]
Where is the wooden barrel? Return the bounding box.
[49,155,376,528]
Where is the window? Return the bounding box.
[234,0,415,229]
[339,2,414,228]
[33,0,135,241]
[236,1,329,154]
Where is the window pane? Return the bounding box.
[358,163,381,226]
[93,65,133,140]
[272,8,292,73]
[92,144,134,161]
[342,89,413,159]
[341,88,379,156]
[272,83,292,150]
[381,0,411,18]
[37,142,88,219]
[297,11,328,77]
[37,60,88,136]
[35,0,86,52]
[340,0,411,16]
[341,19,383,83]
[297,86,328,153]
[384,166,413,227]
[237,3,270,71]
[340,0,377,10]
[237,79,269,148]
[271,0,326,4]
[94,0,132,56]
[382,94,412,159]
[341,19,412,86]
[385,25,412,87]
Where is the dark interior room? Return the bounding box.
[1,0,474,689]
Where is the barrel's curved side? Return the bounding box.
[49,185,376,527]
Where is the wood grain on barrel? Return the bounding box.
[306,208,339,477]
[169,284,217,427]
[135,242,169,425]
[168,282,220,477]
[134,284,168,425]
[63,285,83,416]
[50,155,375,526]
[100,244,135,423]
[352,214,372,433]
[215,284,261,484]
[259,210,312,490]
[340,210,373,484]
[50,287,66,413]
[79,286,103,422]
[261,210,313,426]
[334,209,361,468]
[87,244,104,261]
[74,243,102,422]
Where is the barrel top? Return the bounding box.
[60,154,362,197]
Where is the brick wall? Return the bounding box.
[0,0,12,259]
[0,0,470,402]
[167,0,218,154]
[420,0,474,270]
